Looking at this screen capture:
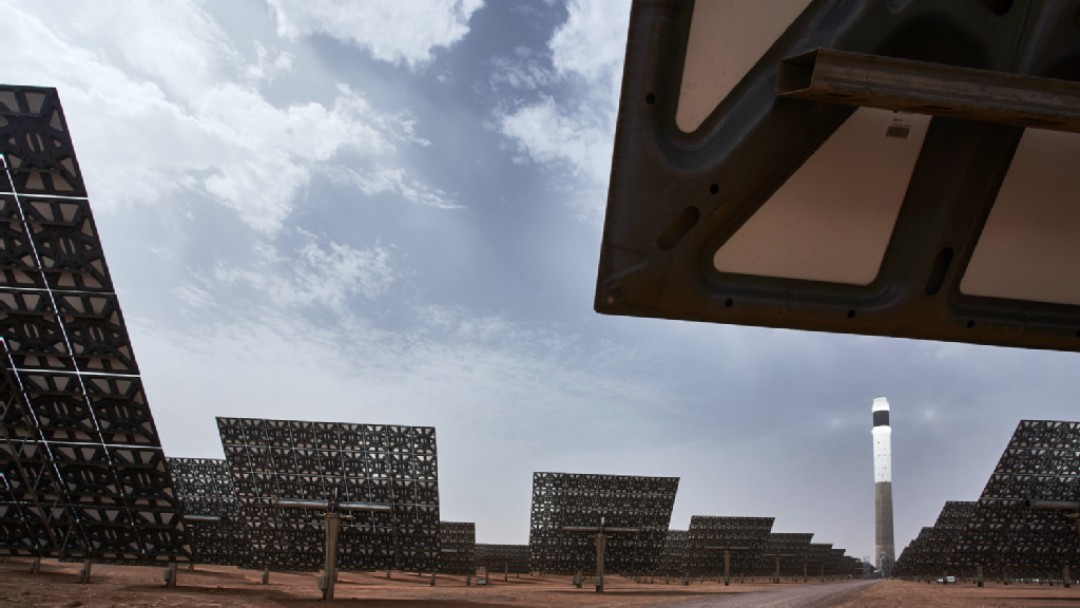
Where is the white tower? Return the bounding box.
[872,397,895,575]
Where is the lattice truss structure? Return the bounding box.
[475,543,530,574]
[683,516,774,578]
[438,521,475,574]
[218,417,440,573]
[757,532,813,578]
[952,420,1080,579]
[893,501,975,578]
[168,458,239,566]
[529,472,678,576]
[0,85,188,564]
[658,529,687,576]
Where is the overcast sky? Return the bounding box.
[5,0,1079,562]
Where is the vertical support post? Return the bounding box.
[262,566,270,585]
[819,564,825,582]
[322,511,342,601]
[164,562,178,588]
[774,556,781,583]
[1064,565,1071,589]
[429,572,436,586]
[78,559,92,584]
[188,561,195,571]
[595,532,606,593]
[29,556,41,574]
[504,562,508,582]
[723,550,731,586]
[802,560,807,583]
[976,564,984,588]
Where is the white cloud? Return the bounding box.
[213,236,397,314]
[493,0,631,218]
[267,0,484,69]
[549,0,630,90]
[324,166,462,210]
[245,42,295,83]
[488,47,556,92]
[498,95,613,190]
[0,1,449,234]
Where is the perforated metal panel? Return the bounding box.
[952,420,1080,579]
[217,417,440,572]
[528,472,678,575]
[683,516,773,578]
[805,542,832,575]
[759,532,813,577]
[475,543,530,574]
[894,500,975,578]
[438,521,475,574]
[658,529,687,576]
[0,85,188,564]
[168,458,239,566]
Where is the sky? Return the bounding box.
[4,0,1079,562]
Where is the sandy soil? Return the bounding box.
[2,560,1079,607]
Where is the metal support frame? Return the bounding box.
[776,48,1080,133]
[163,563,178,588]
[561,517,641,593]
[276,496,391,601]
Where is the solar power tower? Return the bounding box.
[475,544,530,579]
[684,515,773,585]
[893,500,975,580]
[438,521,475,575]
[167,458,239,567]
[951,420,1080,585]
[598,1,1080,352]
[217,417,440,582]
[529,472,678,586]
[0,85,189,577]
[759,532,813,582]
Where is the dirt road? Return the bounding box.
[656,580,878,608]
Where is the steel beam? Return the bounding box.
[776,48,1080,133]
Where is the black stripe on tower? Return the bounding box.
[873,410,890,427]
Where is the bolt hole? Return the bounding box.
[847,310,856,319]
[724,298,733,308]
[645,93,656,105]
[709,183,719,195]
[966,320,975,329]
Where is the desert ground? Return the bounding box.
[2,559,1079,607]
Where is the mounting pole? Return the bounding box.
[322,512,342,601]
[78,558,92,584]
[723,550,731,586]
[163,562,178,588]
[595,529,606,593]
[29,556,41,574]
